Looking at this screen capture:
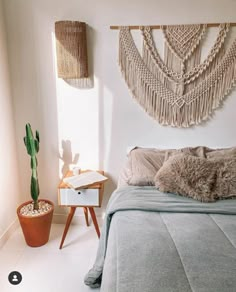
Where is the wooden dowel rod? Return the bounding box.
[110,23,236,30]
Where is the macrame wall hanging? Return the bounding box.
[55,21,92,88]
[111,23,236,127]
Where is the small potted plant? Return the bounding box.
[17,123,54,247]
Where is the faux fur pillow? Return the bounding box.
[154,154,236,202]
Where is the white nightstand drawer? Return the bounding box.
[59,188,99,206]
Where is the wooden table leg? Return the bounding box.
[83,207,89,226]
[88,207,100,238]
[59,207,76,249]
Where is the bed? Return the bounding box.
[85,147,236,292]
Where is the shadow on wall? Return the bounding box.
[53,24,94,183]
[59,140,80,177]
[55,23,117,207]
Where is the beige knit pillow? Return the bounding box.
[127,147,177,186]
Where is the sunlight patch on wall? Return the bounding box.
[52,31,99,177]
[56,79,99,177]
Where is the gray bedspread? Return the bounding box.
[84,186,236,292]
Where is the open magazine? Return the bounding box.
[63,171,108,189]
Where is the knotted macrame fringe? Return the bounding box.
[162,24,206,62]
[142,24,229,83]
[119,26,236,127]
[141,24,229,95]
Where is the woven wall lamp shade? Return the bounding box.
[55,21,88,79]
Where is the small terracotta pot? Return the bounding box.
[17,199,54,247]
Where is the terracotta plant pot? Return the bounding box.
[17,199,54,247]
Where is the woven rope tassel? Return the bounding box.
[55,21,88,79]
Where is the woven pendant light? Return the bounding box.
[55,21,88,79]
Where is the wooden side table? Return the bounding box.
[58,170,105,249]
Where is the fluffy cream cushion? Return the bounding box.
[154,154,236,202]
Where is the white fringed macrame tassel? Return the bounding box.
[119,26,236,127]
[142,24,229,95]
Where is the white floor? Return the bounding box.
[0,224,100,292]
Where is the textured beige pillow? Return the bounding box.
[126,146,209,186]
[121,146,236,187]
[206,147,236,159]
[127,147,177,186]
[154,154,236,202]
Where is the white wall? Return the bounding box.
[0,0,21,240]
[3,0,236,219]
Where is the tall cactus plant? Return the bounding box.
[23,123,40,210]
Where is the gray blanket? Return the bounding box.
[84,186,236,291]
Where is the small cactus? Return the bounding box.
[23,123,40,210]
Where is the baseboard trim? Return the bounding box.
[0,219,19,249]
[53,213,104,226]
